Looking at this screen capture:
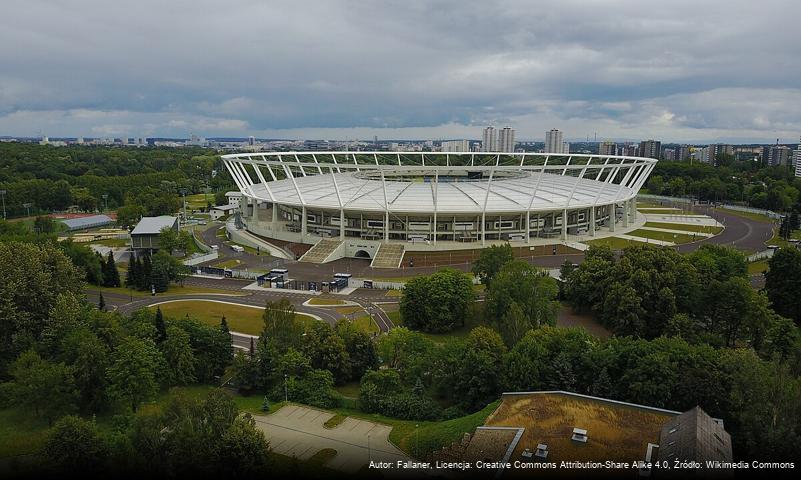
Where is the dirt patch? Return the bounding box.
[556,304,611,339]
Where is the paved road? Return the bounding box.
[253,405,410,474]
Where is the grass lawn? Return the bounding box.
[748,260,769,275]
[643,222,723,234]
[584,236,649,250]
[149,300,318,335]
[714,207,774,223]
[213,259,243,269]
[331,400,500,457]
[91,283,236,298]
[183,193,213,210]
[334,382,361,399]
[627,229,700,244]
[638,208,693,215]
[308,298,346,306]
[351,315,380,334]
[385,289,402,297]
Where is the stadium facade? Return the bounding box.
[221,152,656,263]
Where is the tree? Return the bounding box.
[44,416,108,472]
[98,291,106,311]
[9,350,78,425]
[102,251,121,287]
[0,242,84,368]
[220,315,229,334]
[471,243,514,286]
[437,327,507,410]
[106,337,164,411]
[126,255,139,288]
[154,307,166,343]
[34,215,58,234]
[213,414,270,475]
[485,260,559,337]
[178,318,232,382]
[336,320,379,380]
[161,326,197,385]
[260,299,302,351]
[300,322,350,384]
[400,268,475,333]
[59,328,110,411]
[377,328,436,384]
[765,248,801,324]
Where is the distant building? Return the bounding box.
[767,145,792,167]
[498,127,516,153]
[562,141,570,154]
[545,129,565,153]
[676,145,691,161]
[794,148,801,177]
[225,191,243,208]
[130,216,179,252]
[210,204,238,221]
[598,141,617,156]
[639,139,662,160]
[119,137,129,146]
[248,136,256,146]
[59,214,115,232]
[441,140,470,152]
[433,391,733,478]
[482,126,497,152]
[664,148,676,161]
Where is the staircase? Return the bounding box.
[299,239,342,264]
[370,243,405,268]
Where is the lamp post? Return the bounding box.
[179,188,188,224]
[102,194,108,212]
[284,374,288,402]
[0,189,6,220]
[22,202,32,218]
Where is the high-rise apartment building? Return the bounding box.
[498,127,515,153]
[663,148,675,161]
[638,140,662,160]
[482,127,497,152]
[598,141,616,156]
[767,145,792,167]
[441,140,470,152]
[545,129,565,153]
[676,145,691,161]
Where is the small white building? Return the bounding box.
[225,191,243,207]
[210,204,238,220]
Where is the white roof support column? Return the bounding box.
[562,156,572,175]
[331,154,341,174]
[311,154,324,175]
[351,153,360,172]
[565,157,592,209]
[433,169,438,245]
[261,155,278,181]
[281,163,306,207]
[378,164,389,242]
[328,167,346,241]
[481,167,496,246]
[251,164,276,203]
[293,154,307,177]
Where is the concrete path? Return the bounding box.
[615,234,675,246]
[645,213,722,225]
[253,405,410,473]
[638,226,715,237]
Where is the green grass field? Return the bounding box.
[308,298,346,306]
[213,259,243,269]
[748,260,769,275]
[628,229,700,244]
[149,300,318,335]
[89,283,238,298]
[643,222,723,234]
[714,207,774,223]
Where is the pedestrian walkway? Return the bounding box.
[638,226,714,237]
[615,234,675,246]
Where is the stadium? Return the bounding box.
[221,152,657,267]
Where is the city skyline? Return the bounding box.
[1,0,800,143]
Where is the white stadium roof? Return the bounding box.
[222,152,656,215]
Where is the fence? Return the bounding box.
[638,194,782,219]
[183,251,218,266]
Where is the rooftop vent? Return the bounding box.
[535,444,549,459]
[571,428,588,443]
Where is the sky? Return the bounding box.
[1,0,800,143]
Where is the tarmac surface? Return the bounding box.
[253,405,409,474]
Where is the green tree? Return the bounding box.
[102,251,121,287]
[9,350,78,425]
[260,299,302,351]
[44,415,108,472]
[485,260,559,336]
[336,320,379,380]
[765,248,801,324]
[154,307,166,343]
[400,268,475,333]
[300,322,350,384]
[161,326,197,385]
[471,243,514,286]
[213,414,270,475]
[437,327,507,410]
[106,337,164,411]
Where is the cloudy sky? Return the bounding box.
[1,0,800,142]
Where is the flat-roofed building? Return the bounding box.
[59,214,114,231]
[130,216,178,252]
[434,391,733,478]
[210,204,238,220]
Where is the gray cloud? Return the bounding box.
[0,0,799,142]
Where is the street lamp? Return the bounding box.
[102,194,108,212]
[179,188,188,223]
[0,189,6,220]
[22,202,32,218]
[284,374,288,402]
